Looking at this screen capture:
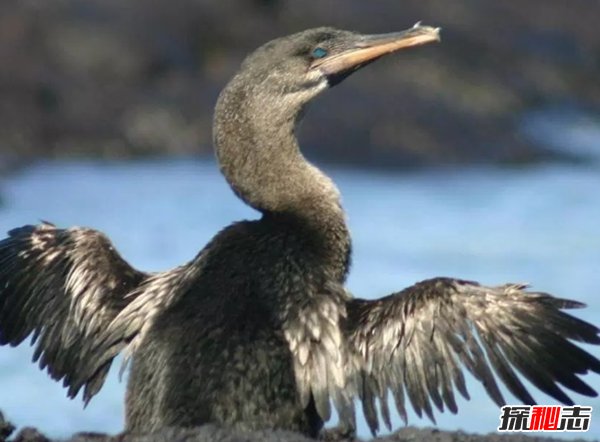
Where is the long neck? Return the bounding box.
[214,75,342,219]
[213,74,351,279]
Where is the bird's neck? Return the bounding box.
[214,79,351,279]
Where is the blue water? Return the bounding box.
[0,158,599,439]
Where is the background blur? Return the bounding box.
[1,0,600,168]
[1,0,600,440]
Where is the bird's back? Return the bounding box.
[125,214,350,436]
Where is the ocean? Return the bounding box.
[0,153,599,439]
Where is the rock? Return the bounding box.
[0,1,599,168]
[0,411,15,442]
[0,412,594,442]
[11,428,50,442]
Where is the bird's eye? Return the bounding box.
[311,47,328,59]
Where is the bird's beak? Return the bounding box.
[311,23,440,80]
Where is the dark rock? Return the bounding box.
[0,411,596,442]
[0,411,15,442]
[0,1,599,168]
[11,428,50,442]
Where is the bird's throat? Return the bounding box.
[214,78,341,216]
[213,77,352,280]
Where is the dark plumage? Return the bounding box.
[0,24,599,440]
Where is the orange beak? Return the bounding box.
[311,23,440,80]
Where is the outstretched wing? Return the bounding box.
[0,222,148,402]
[347,277,600,435]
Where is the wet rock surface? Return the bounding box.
[0,412,595,442]
[1,1,599,170]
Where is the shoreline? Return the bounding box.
[1,413,596,442]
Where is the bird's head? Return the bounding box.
[229,23,440,112]
[214,24,440,213]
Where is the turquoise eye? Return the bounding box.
[312,47,328,59]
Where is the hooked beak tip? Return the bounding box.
[312,23,441,77]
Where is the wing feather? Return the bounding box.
[346,277,600,435]
[283,282,360,432]
[0,223,147,401]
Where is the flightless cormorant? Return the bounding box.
[0,24,599,439]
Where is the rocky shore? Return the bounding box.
[0,412,595,442]
[1,0,599,170]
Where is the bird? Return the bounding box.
[0,23,599,440]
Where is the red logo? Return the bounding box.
[498,405,592,432]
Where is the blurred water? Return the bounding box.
[521,107,600,161]
[0,158,599,439]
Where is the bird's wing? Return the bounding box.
[0,222,152,403]
[346,277,600,435]
[283,281,360,431]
